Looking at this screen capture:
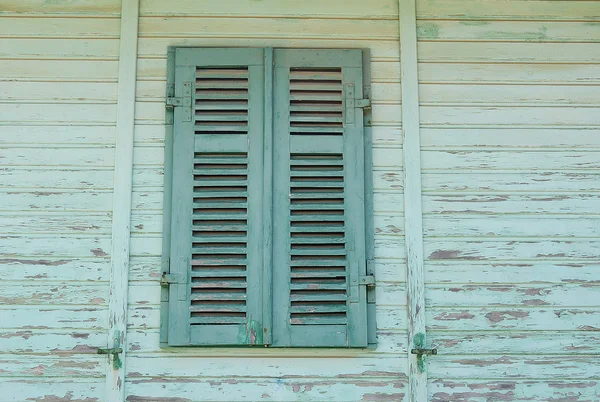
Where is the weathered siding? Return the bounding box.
[127,0,406,400]
[416,0,600,400]
[0,1,121,400]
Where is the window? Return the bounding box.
[161,48,374,347]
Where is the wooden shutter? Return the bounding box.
[167,48,266,346]
[271,49,368,347]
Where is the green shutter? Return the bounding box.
[167,48,266,346]
[271,49,368,347]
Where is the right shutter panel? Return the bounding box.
[272,49,368,347]
[167,48,266,346]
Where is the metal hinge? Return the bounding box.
[359,274,376,287]
[165,82,193,122]
[96,347,123,355]
[356,99,371,109]
[160,272,183,287]
[411,348,437,356]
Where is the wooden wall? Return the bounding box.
[0,0,121,400]
[127,0,407,400]
[2,0,599,401]
[416,0,600,400]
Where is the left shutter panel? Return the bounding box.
[168,48,266,346]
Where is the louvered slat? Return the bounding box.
[190,151,249,325]
[195,68,249,135]
[289,152,348,326]
[289,68,343,137]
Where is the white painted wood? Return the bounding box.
[0,0,120,16]
[417,20,600,43]
[398,0,427,400]
[106,0,139,399]
[417,0,600,21]
[140,0,398,18]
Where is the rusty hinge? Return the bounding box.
[160,272,183,287]
[96,347,123,355]
[359,274,376,287]
[356,99,371,108]
[166,81,193,122]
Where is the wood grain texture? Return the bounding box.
[417,2,600,398]
[106,0,139,398]
[399,0,428,399]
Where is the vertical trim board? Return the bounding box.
[399,0,427,400]
[106,0,140,400]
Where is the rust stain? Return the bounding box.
[485,311,529,323]
[90,248,107,257]
[130,344,141,351]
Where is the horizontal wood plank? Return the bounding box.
[125,377,407,401]
[424,216,600,238]
[0,283,108,306]
[0,379,104,402]
[420,128,600,149]
[427,307,600,331]
[0,38,119,59]
[420,84,600,106]
[126,356,407,378]
[422,194,600,215]
[417,0,600,21]
[425,284,600,307]
[420,106,600,127]
[0,355,104,377]
[0,17,120,37]
[417,20,600,43]
[425,240,600,261]
[430,331,600,355]
[0,307,107,329]
[419,63,600,84]
[426,262,600,285]
[429,379,600,402]
[428,356,600,379]
[0,0,120,16]
[0,236,111,258]
[140,0,399,18]
[139,17,398,39]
